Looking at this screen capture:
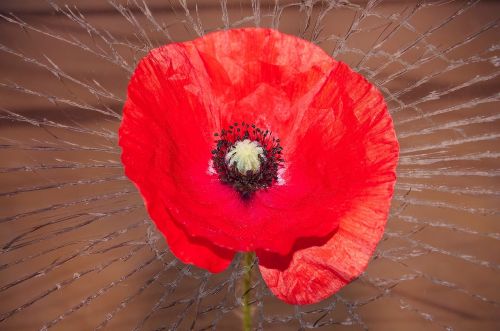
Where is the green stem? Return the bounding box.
[242,252,254,331]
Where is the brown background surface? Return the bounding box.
[0,0,499,330]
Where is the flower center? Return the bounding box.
[225,139,264,174]
[211,122,283,198]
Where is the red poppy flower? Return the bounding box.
[119,28,399,305]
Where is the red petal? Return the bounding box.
[258,66,398,304]
[120,95,234,272]
[148,196,234,273]
[258,191,391,304]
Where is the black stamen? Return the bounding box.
[211,123,284,198]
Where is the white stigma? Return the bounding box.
[225,139,265,175]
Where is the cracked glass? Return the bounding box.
[0,0,499,330]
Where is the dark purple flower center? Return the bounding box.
[211,122,283,198]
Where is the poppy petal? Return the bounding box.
[149,198,235,273]
[120,91,234,273]
[258,68,398,304]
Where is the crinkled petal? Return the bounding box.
[258,68,399,304]
[120,98,234,273]
[150,200,234,273]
